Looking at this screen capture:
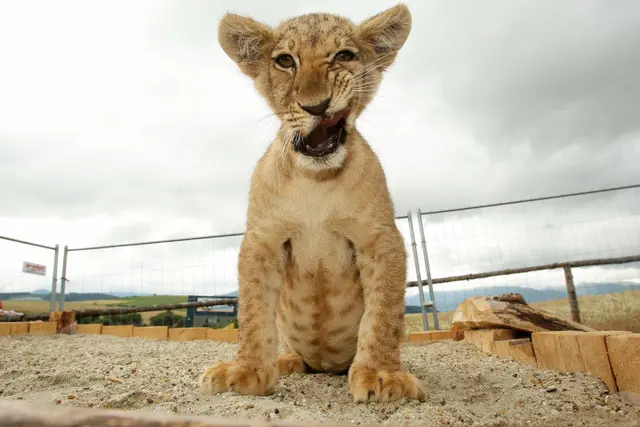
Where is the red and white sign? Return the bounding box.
[22,261,46,276]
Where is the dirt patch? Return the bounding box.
[1,334,638,426]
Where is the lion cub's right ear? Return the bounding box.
[218,13,274,79]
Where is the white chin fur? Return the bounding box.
[295,145,347,172]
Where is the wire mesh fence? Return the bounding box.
[0,236,59,313]
[2,184,639,333]
[406,184,640,333]
[40,216,419,315]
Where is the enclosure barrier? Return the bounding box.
[0,235,60,312]
[412,183,640,331]
[53,214,418,312]
[407,327,639,396]
[3,184,640,333]
[406,253,640,325]
[7,298,239,322]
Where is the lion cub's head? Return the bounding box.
[218,4,411,171]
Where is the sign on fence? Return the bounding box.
[22,261,46,276]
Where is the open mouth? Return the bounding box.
[294,109,349,157]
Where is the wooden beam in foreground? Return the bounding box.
[0,400,419,427]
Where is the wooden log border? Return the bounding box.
[0,323,450,345]
[1,317,638,396]
[461,328,640,395]
[0,317,240,344]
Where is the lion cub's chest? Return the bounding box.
[279,178,355,273]
[275,179,364,371]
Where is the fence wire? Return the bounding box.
[409,185,640,331]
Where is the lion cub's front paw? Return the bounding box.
[348,364,427,403]
[199,361,277,396]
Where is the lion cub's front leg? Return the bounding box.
[348,225,427,403]
[199,230,282,396]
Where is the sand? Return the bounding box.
[0,334,638,426]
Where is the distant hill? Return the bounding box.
[0,292,37,301]
[404,282,637,313]
[0,291,120,302]
[2,282,635,315]
[108,292,153,298]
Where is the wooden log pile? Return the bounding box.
[451,293,640,395]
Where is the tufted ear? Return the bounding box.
[218,13,274,79]
[358,4,412,71]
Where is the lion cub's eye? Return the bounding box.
[334,50,356,62]
[275,54,295,68]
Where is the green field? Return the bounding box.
[6,291,638,333]
[3,295,190,323]
[103,295,188,307]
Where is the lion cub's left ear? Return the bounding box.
[218,13,274,79]
[358,3,412,70]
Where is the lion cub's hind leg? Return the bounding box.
[278,348,308,376]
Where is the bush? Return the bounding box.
[77,312,144,326]
[149,310,185,328]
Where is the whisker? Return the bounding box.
[353,50,399,78]
[351,86,383,94]
[352,82,382,90]
[278,125,294,169]
[255,112,281,123]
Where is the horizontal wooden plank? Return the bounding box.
[134,326,169,340]
[28,321,57,336]
[464,329,517,353]
[75,324,103,335]
[206,328,238,343]
[606,333,640,393]
[10,322,29,335]
[531,330,631,392]
[406,330,452,343]
[0,323,11,336]
[102,325,134,338]
[0,400,415,427]
[490,338,537,366]
[169,327,208,341]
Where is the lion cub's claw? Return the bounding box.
[199,361,277,396]
[348,365,427,403]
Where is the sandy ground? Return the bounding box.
[1,334,638,426]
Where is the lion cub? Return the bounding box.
[199,4,426,403]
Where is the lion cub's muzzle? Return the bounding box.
[293,108,349,157]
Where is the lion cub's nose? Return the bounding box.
[299,98,330,116]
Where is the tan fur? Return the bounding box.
[199,4,426,403]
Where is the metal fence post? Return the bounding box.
[49,244,59,312]
[563,264,581,323]
[58,246,69,311]
[416,209,440,330]
[407,211,429,331]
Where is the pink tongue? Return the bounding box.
[320,112,344,127]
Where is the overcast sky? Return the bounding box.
[1,0,639,297]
